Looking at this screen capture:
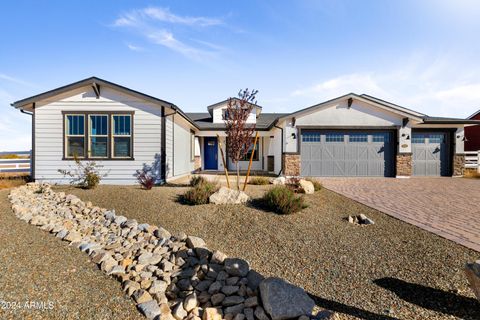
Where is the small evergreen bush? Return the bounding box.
[262,186,307,214]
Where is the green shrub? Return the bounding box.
[190,175,207,187]
[305,178,322,191]
[181,180,219,205]
[262,186,307,214]
[58,155,106,189]
[248,176,270,185]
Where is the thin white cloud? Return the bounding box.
[142,7,222,27]
[0,73,38,88]
[112,7,223,61]
[126,43,144,52]
[290,56,480,118]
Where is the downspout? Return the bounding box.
[274,123,284,176]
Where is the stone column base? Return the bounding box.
[282,154,300,176]
[453,154,465,176]
[194,156,201,171]
[396,153,412,177]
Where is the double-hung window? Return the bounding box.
[64,112,133,160]
[112,115,132,158]
[65,115,86,158]
[89,115,108,158]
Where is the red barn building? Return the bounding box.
[465,110,480,151]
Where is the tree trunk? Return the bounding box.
[236,162,240,190]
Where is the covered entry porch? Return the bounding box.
[194,130,282,174]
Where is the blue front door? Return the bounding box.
[204,137,218,170]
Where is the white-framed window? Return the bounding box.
[65,114,86,158]
[89,115,109,158]
[112,114,132,158]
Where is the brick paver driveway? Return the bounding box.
[321,177,480,252]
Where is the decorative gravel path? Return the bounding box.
[56,184,480,320]
[0,189,143,320]
[320,177,480,252]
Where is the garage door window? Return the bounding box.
[372,133,390,143]
[349,134,368,142]
[325,134,344,142]
[302,132,320,142]
[428,134,444,143]
[412,135,425,143]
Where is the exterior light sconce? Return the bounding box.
[291,133,296,139]
[401,133,410,140]
[457,135,467,141]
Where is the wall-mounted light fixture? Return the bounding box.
[405,135,410,140]
[457,135,468,141]
[291,133,296,139]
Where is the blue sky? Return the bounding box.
[1,0,480,150]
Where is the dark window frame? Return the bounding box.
[62,111,134,161]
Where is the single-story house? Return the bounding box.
[11,77,480,184]
[465,109,480,151]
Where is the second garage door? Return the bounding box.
[300,130,395,177]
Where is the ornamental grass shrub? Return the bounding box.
[262,185,307,214]
[181,179,219,205]
[248,176,270,185]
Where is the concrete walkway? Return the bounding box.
[321,177,480,252]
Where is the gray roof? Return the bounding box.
[421,116,480,124]
[11,76,200,129]
[186,112,288,130]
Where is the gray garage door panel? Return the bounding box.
[300,131,394,177]
[412,132,450,176]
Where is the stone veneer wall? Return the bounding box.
[283,154,300,176]
[453,154,465,176]
[396,153,412,176]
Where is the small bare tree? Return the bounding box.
[224,89,258,190]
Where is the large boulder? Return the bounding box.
[299,179,314,194]
[465,260,480,301]
[209,187,250,205]
[259,277,315,320]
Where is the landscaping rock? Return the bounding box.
[209,187,250,205]
[187,236,206,248]
[203,307,223,320]
[259,277,315,320]
[271,177,286,185]
[225,258,250,277]
[184,293,198,312]
[172,302,188,320]
[465,260,480,301]
[132,289,153,304]
[299,179,314,194]
[137,300,161,320]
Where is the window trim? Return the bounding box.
[65,114,86,158]
[62,111,134,161]
[112,114,133,159]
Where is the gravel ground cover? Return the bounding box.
[54,184,480,320]
[0,189,143,320]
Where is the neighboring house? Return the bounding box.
[11,77,480,184]
[465,109,480,151]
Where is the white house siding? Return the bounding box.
[172,115,195,177]
[34,86,166,185]
[212,104,257,124]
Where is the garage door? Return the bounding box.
[412,132,450,176]
[300,130,395,177]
